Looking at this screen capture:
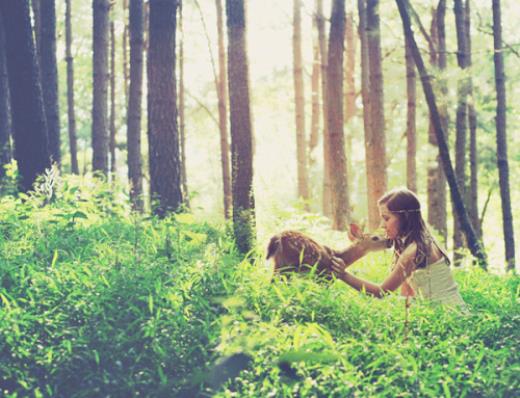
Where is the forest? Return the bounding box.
[0,0,518,397]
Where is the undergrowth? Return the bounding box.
[0,175,518,397]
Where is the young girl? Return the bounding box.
[332,188,467,309]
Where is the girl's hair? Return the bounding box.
[378,187,441,268]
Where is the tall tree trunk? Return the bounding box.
[293,0,309,207]
[1,0,50,192]
[123,0,129,101]
[0,14,12,180]
[316,0,331,217]
[404,34,416,192]
[465,0,480,238]
[216,0,231,218]
[492,0,515,272]
[396,0,487,268]
[327,0,350,230]
[179,2,189,209]
[453,0,469,263]
[127,0,144,211]
[427,1,448,243]
[148,0,183,216]
[309,37,320,161]
[65,0,79,174]
[40,0,60,166]
[365,0,387,230]
[92,0,110,174]
[344,12,356,123]
[109,20,116,177]
[226,0,256,253]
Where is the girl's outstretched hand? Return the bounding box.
[331,257,346,278]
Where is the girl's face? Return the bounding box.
[379,203,400,240]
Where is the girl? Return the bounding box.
[332,188,466,309]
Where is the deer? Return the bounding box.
[266,224,390,279]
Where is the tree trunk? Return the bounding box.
[127,0,144,211]
[327,0,350,230]
[293,0,309,207]
[0,14,11,180]
[65,0,79,174]
[148,0,183,216]
[216,0,231,218]
[427,1,448,243]
[316,0,331,217]
[344,12,356,123]
[396,0,487,268]
[179,2,189,209]
[1,0,50,192]
[109,20,116,177]
[40,0,60,166]
[492,0,516,272]
[226,0,256,254]
[453,0,469,264]
[365,0,387,230]
[309,37,320,161]
[92,0,110,174]
[404,34,416,193]
[123,0,129,101]
[465,0,480,238]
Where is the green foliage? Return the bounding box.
[0,177,518,397]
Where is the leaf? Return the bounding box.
[50,250,59,268]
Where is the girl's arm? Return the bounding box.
[332,244,416,298]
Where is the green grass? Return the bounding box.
[0,175,518,397]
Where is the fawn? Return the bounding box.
[266,224,389,279]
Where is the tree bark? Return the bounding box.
[0,14,11,180]
[365,0,387,230]
[396,0,487,268]
[404,33,416,193]
[179,2,189,209]
[492,0,516,272]
[316,0,331,217]
[293,0,310,207]
[427,1,448,244]
[92,0,110,174]
[216,0,231,218]
[1,0,50,192]
[327,0,350,230]
[453,0,469,263]
[148,0,183,216]
[40,0,60,166]
[31,0,41,57]
[65,0,79,174]
[344,12,356,123]
[109,20,116,176]
[226,0,256,253]
[127,0,144,211]
[123,0,129,101]
[309,37,320,161]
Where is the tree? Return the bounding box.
[123,0,130,100]
[109,20,116,176]
[327,0,350,230]
[178,2,189,209]
[127,0,144,211]
[396,0,486,268]
[309,35,320,161]
[427,0,448,243]
[492,0,515,271]
[65,0,79,174]
[365,0,387,230]
[404,33,416,192]
[0,0,50,192]
[226,0,256,253]
[216,0,231,218]
[293,0,310,207]
[92,0,110,174]
[148,0,183,216]
[316,0,331,216]
[31,0,41,56]
[0,13,11,179]
[40,0,60,165]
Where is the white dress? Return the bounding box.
[407,257,467,310]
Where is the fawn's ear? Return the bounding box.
[348,223,364,241]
